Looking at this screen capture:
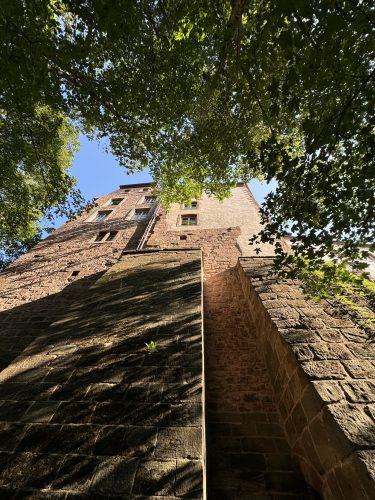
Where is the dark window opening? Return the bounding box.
[181,214,197,226]
[144,196,156,204]
[184,201,198,209]
[132,208,150,221]
[95,231,118,242]
[95,232,107,242]
[109,198,123,206]
[180,235,187,240]
[71,270,80,277]
[106,231,118,241]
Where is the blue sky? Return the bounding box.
[52,134,276,229]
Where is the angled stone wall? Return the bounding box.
[0,249,203,498]
[238,257,375,499]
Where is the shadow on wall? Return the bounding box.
[1,216,148,277]
[0,257,203,498]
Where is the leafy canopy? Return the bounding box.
[0,0,374,273]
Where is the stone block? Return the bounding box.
[342,360,375,379]
[175,459,203,498]
[51,456,99,491]
[155,427,201,459]
[325,403,375,448]
[133,459,176,496]
[311,343,352,361]
[169,403,202,427]
[123,426,158,457]
[341,381,375,403]
[24,453,65,489]
[301,361,347,380]
[22,401,61,423]
[91,457,139,495]
[50,402,95,424]
[291,344,314,361]
[280,330,319,344]
[55,424,100,455]
[317,329,346,343]
[350,343,375,359]
[16,424,60,454]
[312,380,346,404]
[0,423,28,453]
[0,401,32,422]
[0,452,35,488]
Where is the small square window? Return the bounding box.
[132,208,150,221]
[108,198,123,206]
[181,214,197,226]
[122,189,130,193]
[94,211,111,222]
[180,235,187,240]
[94,231,118,242]
[184,201,198,209]
[144,196,156,204]
[71,270,80,277]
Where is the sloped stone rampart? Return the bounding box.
[0,249,203,498]
[238,257,375,499]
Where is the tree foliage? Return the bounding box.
[0,0,374,272]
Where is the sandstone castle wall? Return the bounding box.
[0,183,373,499]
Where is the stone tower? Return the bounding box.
[0,183,374,499]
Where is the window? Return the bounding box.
[106,231,117,241]
[180,235,187,240]
[140,187,149,192]
[94,231,118,242]
[71,270,80,277]
[108,198,123,206]
[94,211,111,222]
[181,214,197,226]
[132,208,150,221]
[184,201,198,209]
[144,196,156,204]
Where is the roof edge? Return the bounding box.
[119,182,153,189]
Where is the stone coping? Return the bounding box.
[238,257,375,499]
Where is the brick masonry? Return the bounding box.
[2,183,371,498]
[0,249,203,498]
[238,257,375,499]
[146,196,317,499]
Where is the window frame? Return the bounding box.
[180,214,198,226]
[106,198,124,207]
[93,231,118,242]
[131,207,151,221]
[181,200,198,210]
[90,210,112,222]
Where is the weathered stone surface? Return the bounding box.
[238,257,375,499]
[133,459,176,496]
[175,459,203,497]
[155,427,201,459]
[91,457,139,495]
[22,401,61,423]
[326,403,375,448]
[311,343,352,360]
[341,381,375,403]
[343,360,375,379]
[301,361,347,380]
[312,381,346,404]
[0,249,204,498]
